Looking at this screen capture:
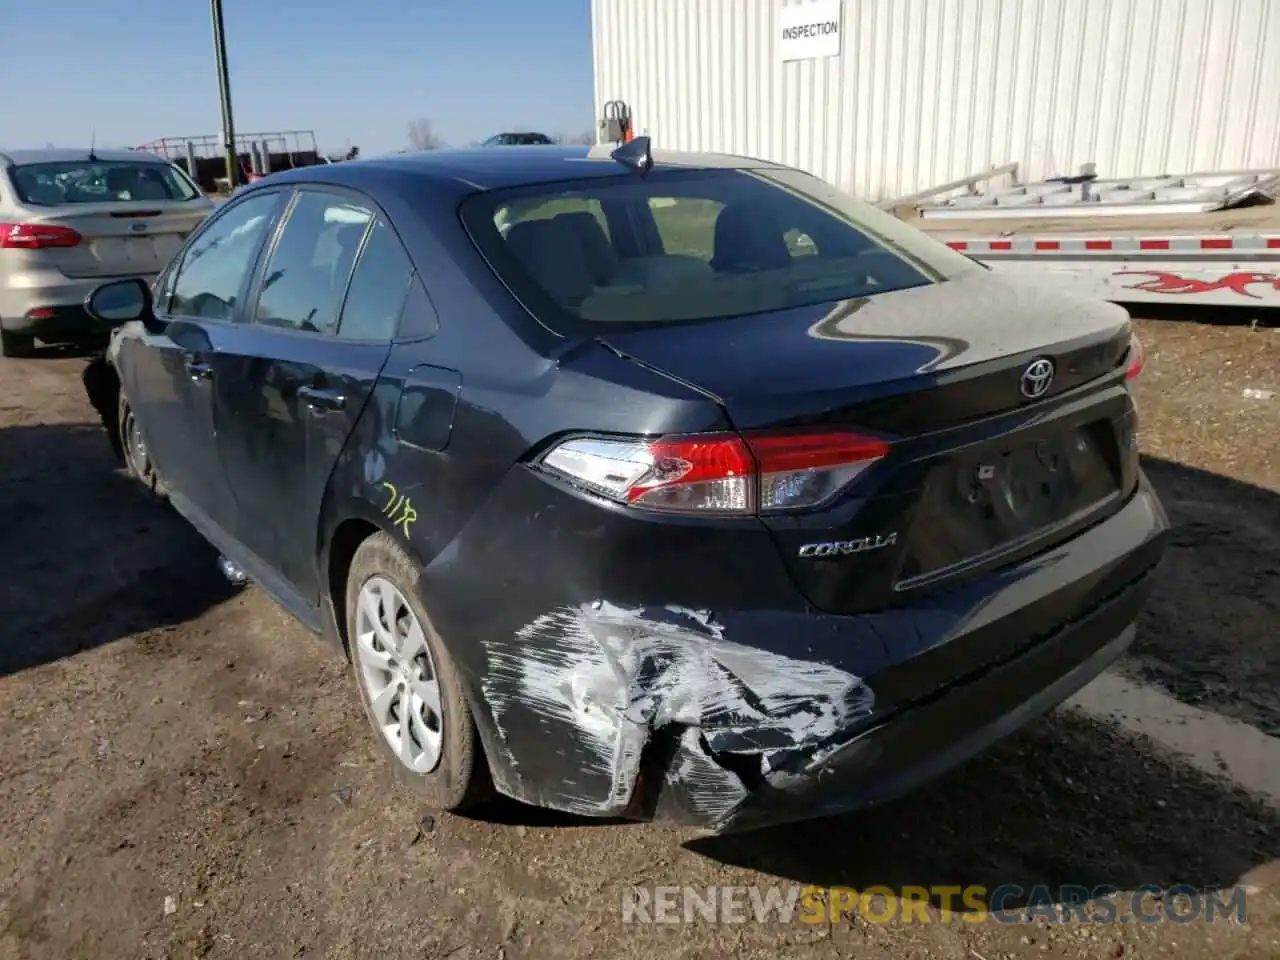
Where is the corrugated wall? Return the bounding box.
[591,0,1280,201]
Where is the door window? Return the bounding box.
[254,190,374,335]
[336,217,415,341]
[168,192,281,321]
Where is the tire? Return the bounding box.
[0,329,35,358]
[345,531,491,810]
[118,390,166,498]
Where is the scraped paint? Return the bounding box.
[480,601,874,823]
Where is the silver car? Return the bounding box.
[0,147,214,356]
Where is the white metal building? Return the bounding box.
[591,0,1280,202]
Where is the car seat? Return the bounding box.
[710,203,792,273]
[552,212,617,286]
[504,218,597,307]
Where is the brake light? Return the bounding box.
[1124,332,1145,380]
[537,429,890,515]
[0,222,83,249]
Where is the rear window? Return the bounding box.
[9,160,200,206]
[461,167,982,332]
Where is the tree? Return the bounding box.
[407,118,445,151]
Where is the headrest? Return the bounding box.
[504,218,597,305]
[106,167,135,192]
[710,203,791,273]
[553,211,617,284]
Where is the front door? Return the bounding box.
[118,190,285,541]
[211,188,414,614]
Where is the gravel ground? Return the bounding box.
[0,316,1276,959]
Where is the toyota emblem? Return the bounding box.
[1020,358,1055,400]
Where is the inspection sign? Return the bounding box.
[778,0,844,62]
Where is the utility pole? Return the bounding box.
[210,0,238,190]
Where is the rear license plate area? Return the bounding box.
[91,237,159,262]
[898,420,1121,582]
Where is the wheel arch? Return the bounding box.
[324,515,382,655]
[322,516,501,804]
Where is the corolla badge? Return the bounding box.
[798,533,898,558]
[1020,357,1055,400]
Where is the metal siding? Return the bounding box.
[591,0,1280,201]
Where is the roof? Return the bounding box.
[0,147,170,166]
[261,144,789,193]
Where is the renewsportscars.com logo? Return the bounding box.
[621,884,1250,926]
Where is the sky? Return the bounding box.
[0,0,597,157]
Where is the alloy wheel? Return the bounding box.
[354,575,444,774]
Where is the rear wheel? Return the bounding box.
[118,391,166,498]
[345,532,491,810]
[0,329,35,358]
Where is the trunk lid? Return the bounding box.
[601,273,1140,611]
[597,272,1132,431]
[14,200,212,279]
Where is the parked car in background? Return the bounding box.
[0,147,213,356]
[479,132,555,146]
[80,143,1167,834]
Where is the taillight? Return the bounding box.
[0,222,83,249]
[1125,332,1145,380]
[748,431,891,511]
[537,429,890,515]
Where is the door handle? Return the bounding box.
[297,385,347,412]
[184,356,213,381]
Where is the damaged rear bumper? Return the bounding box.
[715,568,1153,832]
[438,470,1168,833]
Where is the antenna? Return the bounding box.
[88,130,98,162]
[610,135,652,176]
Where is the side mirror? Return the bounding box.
[85,278,153,328]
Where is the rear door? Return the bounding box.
[118,189,286,539]
[211,187,412,613]
[7,159,212,279]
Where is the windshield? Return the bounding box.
[10,160,201,206]
[461,167,982,332]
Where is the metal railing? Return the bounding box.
[878,162,1022,216]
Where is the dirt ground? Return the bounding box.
[0,316,1277,960]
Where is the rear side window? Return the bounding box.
[337,218,414,341]
[462,167,982,332]
[168,192,281,321]
[254,190,373,335]
[10,161,200,206]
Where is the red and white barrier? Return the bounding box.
[941,232,1280,308]
[944,235,1280,255]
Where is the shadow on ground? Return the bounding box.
[16,339,106,361]
[1128,456,1279,735]
[456,799,635,829]
[1121,301,1279,328]
[0,421,239,677]
[689,709,1277,911]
